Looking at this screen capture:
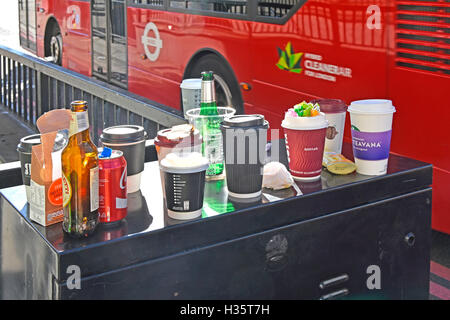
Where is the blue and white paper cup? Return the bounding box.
[348,99,396,175]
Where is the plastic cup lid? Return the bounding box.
[155,124,202,148]
[221,114,268,129]
[100,125,148,144]
[348,99,396,114]
[17,134,41,153]
[17,132,67,153]
[160,152,209,174]
[310,99,347,114]
[180,78,202,90]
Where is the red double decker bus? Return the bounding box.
[19,0,450,233]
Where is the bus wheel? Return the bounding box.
[50,33,62,66]
[186,53,243,113]
[46,22,62,66]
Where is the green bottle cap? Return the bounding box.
[201,71,214,81]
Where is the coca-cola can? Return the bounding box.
[99,149,128,225]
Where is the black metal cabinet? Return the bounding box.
[0,144,433,300]
[54,189,431,300]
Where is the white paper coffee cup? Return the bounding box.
[311,99,347,154]
[324,112,346,154]
[348,99,396,176]
[180,79,202,116]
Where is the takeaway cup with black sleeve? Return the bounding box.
[220,114,269,199]
[100,125,148,193]
[160,152,209,220]
[17,134,42,201]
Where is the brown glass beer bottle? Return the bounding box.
[62,101,99,237]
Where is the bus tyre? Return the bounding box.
[50,33,62,66]
[187,54,243,113]
[46,21,63,66]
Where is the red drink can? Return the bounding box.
[99,149,128,225]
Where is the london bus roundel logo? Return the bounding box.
[141,22,163,62]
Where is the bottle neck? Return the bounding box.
[71,101,88,113]
[69,109,91,139]
[201,80,216,104]
[200,79,218,116]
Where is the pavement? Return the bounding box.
[0,104,36,163]
[430,231,450,299]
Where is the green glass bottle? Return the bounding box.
[200,71,224,177]
[200,71,219,116]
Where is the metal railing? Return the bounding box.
[0,44,186,145]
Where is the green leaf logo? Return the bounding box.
[276,42,303,74]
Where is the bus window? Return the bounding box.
[131,0,164,5]
[170,0,248,15]
[110,0,127,86]
[257,0,299,18]
[19,0,37,53]
[92,0,128,87]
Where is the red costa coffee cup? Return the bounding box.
[282,110,328,181]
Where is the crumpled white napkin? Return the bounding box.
[262,161,294,190]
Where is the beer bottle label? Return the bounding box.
[62,173,72,208]
[69,111,89,137]
[90,166,99,212]
[48,178,63,207]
